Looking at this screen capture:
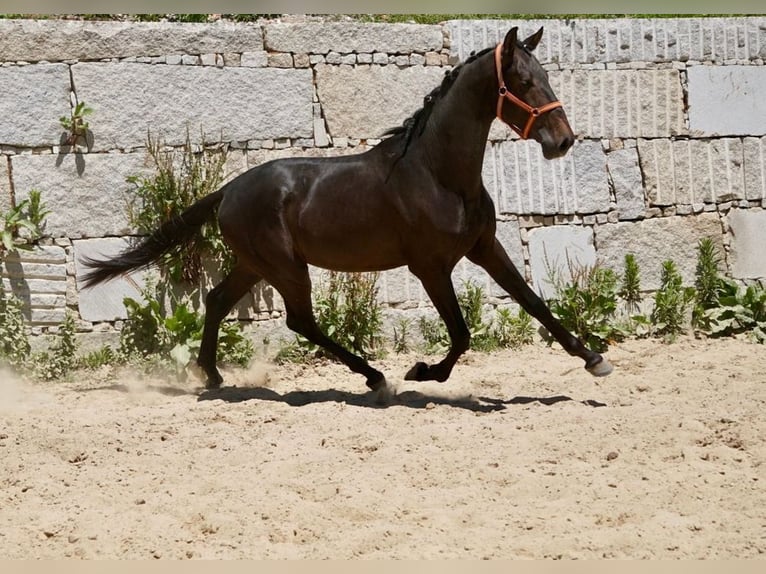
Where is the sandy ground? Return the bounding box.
[1,335,765,559]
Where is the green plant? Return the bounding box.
[547,259,622,352]
[80,345,117,370]
[650,260,695,341]
[31,313,78,380]
[619,254,642,314]
[277,271,383,363]
[1,189,49,254]
[127,130,231,284]
[699,279,766,343]
[119,284,253,376]
[493,307,535,349]
[59,101,93,145]
[392,317,412,354]
[417,281,535,354]
[0,284,31,368]
[692,237,725,328]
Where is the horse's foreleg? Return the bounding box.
[197,266,260,388]
[468,237,613,377]
[405,269,470,382]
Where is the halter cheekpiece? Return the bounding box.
[494,43,562,139]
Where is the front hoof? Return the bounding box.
[404,361,429,381]
[586,357,614,377]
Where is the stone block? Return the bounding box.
[743,137,766,201]
[264,22,443,55]
[549,69,686,138]
[484,139,609,215]
[0,158,10,214]
[688,65,766,136]
[607,148,645,220]
[638,138,745,206]
[728,209,766,279]
[528,225,596,300]
[0,64,71,147]
[0,19,264,62]
[71,63,313,150]
[447,18,766,65]
[72,237,151,322]
[12,152,151,238]
[315,64,445,140]
[595,214,724,290]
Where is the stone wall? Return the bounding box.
[1,16,765,341]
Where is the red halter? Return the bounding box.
[494,43,563,140]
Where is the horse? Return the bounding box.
[82,26,614,401]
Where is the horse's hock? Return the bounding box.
[1,16,765,346]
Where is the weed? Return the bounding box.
[278,271,383,363]
[127,130,231,285]
[59,101,93,145]
[417,281,535,354]
[80,345,117,370]
[692,237,725,328]
[699,279,766,343]
[547,259,622,352]
[0,284,31,368]
[392,317,413,354]
[651,260,695,341]
[1,189,49,254]
[31,313,78,380]
[119,283,253,377]
[619,254,642,314]
[493,307,535,349]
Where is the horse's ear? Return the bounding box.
[502,27,518,62]
[522,27,544,52]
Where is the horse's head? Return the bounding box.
[495,27,574,159]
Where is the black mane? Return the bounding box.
[381,46,494,154]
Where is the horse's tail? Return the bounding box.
[80,188,226,288]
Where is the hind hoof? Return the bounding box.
[586,357,613,377]
[404,361,429,381]
[373,378,396,406]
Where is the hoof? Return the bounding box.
[586,357,613,377]
[404,361,429,381]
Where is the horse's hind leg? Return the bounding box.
[405,268,470,382]
[468,236,613,376]
[197,264,261,388]
[273,265,390,397]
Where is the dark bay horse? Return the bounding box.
[83,26,613,400]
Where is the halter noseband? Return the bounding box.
[494,43,562,139]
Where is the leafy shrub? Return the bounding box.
[547,260,623,352]
[417,281,535,354]
[31,313,78,381]
[692,237,726,329]
[392,317,413,354]
[1,189,49,254]
[651,260,695,340]
[126,130,231,284]
[0,284,31,367]
[699,279,766,343]
[277,271,383,363]
[119,284,253,376]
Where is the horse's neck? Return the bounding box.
[416,55,496,196]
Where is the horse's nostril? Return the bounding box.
[559,136,574,153]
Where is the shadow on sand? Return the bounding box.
[196,385,607,411]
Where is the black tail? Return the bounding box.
[81,188,225,288]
